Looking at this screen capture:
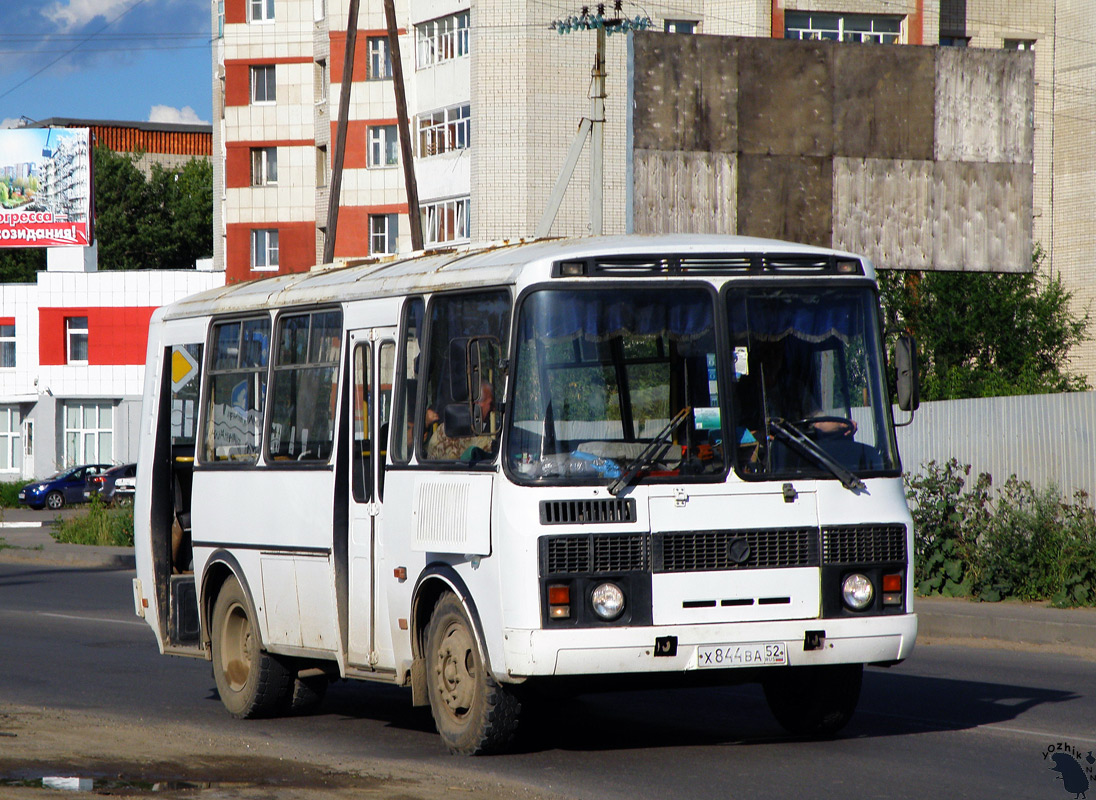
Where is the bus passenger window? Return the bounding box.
[377,341,395,497]
[203,317,270,464]
[391,298,424,464]
[268,309,343,463]
[352,343,371,503]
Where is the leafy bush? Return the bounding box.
[0,480,31,508]
[51,497,134,548]
[907,459,1096,607]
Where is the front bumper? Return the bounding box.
[502,613,917,677]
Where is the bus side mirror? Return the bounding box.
[895,335,919,425]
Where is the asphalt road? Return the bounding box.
[2,562,1094,799]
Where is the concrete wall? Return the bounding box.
[628,32,1034,273]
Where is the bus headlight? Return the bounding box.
[591,582,625,621]
[841,573,874,611]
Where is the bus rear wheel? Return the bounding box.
[763,663,863,737]
[424,592,520,755]
[211,577,292,719]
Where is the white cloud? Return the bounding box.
[0,119,28,130]
[148,105,209,126]
[43,0,137,32]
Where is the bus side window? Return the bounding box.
[377,340,395,498]
[352,343,371,503]
[391,298,424,464]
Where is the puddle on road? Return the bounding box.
[2,776,218,793]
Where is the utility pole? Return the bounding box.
[323,0,360,264]
[384,0,423,251]
[537,3,648,239]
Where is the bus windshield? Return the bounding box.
[727,286,900,481]
[507,287,725,483]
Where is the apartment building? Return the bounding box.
[212,0,1095,370]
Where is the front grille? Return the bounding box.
[540,498,637,525]
[541,533,649,575]
[822,524,907,565]
[655,528,820,573]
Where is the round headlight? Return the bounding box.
[842,573,874,611]
[591,582,625,621]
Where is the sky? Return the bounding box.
[0,0,212,129]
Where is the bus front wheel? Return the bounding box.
[211,577,292,719]
[762,663,863,737]
[424,592,520,755]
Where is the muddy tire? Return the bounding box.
[286,673,328,715]
[424,592,520,755]
[210,577,292,719]
[763,663,863,737]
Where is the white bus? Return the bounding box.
[133,234,920,754]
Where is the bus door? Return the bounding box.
[347,328,396,668]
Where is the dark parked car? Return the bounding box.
[18,464,112,510]
[86,463,137,506]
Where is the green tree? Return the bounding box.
[878,247,1091,400]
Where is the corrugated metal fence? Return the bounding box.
[894,391,1096,497]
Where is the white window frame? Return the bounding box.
[784,12,902,44]
[416,12,470,69]
[0,322,14,368]
[251,65,276,104]
[251,229,279,271]
[315,59,328,105]
[66,316,89,365]
[369,213,398,255]
[368,36,393,80]
[368,125,399,168]
[251,147,278,186]
[417,104,470,158]
[0,406,21,472]
[421,197,469,246]
[64,401,113,467]
[250,0,274,23]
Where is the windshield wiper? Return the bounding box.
[767,418,865,492]
[607,407,691,496]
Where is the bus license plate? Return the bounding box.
[697,641,787,669]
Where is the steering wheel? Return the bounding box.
[794,416,856,437]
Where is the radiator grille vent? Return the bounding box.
[656,528,819,573]
[540,498,637,525]
[822,524,907,565]
[541,533,649,575]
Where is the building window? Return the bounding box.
[250,147,278,186]
[0,322,14,368]
[64,401,112,466]
[1004,39,1036,51]
[784,12,902,44]
[368,36,393,80]
[417,104,470,157]
[316,145,328,187]
[421,197,469,246]
[66,316,88,364]
[416,12,470,69]
[370,214,398,255]
[940,35,970,47]
[0,407,21,472]
[369,125,399,168]
[250,0,274,22]
[314,0,326,22]
[315,59,328,105]
[251,229,279,271]
[665,20,696,34]
[217,0,225,37]
[251,65,276,104]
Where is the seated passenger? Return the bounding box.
[426,381,499,461]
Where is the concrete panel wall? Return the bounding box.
[630,32,1034,272]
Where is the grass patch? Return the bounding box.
[0,480,31,508]
[51,497,134,547]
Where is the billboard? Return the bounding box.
[0,127,92,247]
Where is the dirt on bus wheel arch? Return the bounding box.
[0,704,550,800]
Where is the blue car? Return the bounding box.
[18,464,112,510]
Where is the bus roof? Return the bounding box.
[159,234,873,321]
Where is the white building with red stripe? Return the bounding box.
[0,251,223,480]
